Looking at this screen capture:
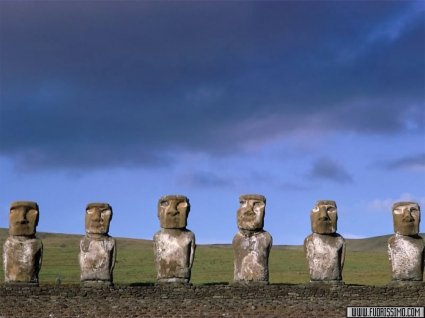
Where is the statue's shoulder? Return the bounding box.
[34,237,43,249]
[232,232,244,244]
[261,231,273,244]
[153,230,163,243]
[183,229,195,240]
[304,233,315,245]
[334,233,345,243]
[388,234,404,247]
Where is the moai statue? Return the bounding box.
[79,203,116,286]
[304,200,345,284]
[388,202,424,285]
[153,195,195,284]
[3,201,43,286]
[232,194,272,284]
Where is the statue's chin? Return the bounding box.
[313,224,335,234]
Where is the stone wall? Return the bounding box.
[0,284,424,317]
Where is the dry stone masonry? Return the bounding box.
[153,195,196,284]
[388,201,424,285]
[79,203,116,286]
[0,284,424,318]
[233,194,272,284]
[304,200,346,284]
[3,201,43,286]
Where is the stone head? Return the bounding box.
[237,194,266,231]
[85,203,113,235]
[158,195,190,229]
[392,201,420,236]
[9,201,39,236]
[311,200,337,234]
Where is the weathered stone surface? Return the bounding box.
[233,194,272,283]
[388,201,424,283]
[157,195,189,229]
[392,201,420,236]
[237,194,266,231]
[233,231,272,283]
[8,201,39,236]
[153,195,195,283]
[79,236,116,284]
[3,201,43,285]
[85,202,112,235]
[304,233,345,282]
[310,200,337,234]
[153,229,195,283]
[1,284,424,318]
[3,236,43,285]
[304,200,345,283]
[79,203,116,285]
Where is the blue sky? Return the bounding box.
[0,1,424,245]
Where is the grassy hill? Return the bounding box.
[0,229,423,286]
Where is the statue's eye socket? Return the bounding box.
[101,210,111,217]
[10,208,25,214]
[327,207,336,213]
[240,200,246,206]
[160,200,169,207]
[312,207,319,213]
[177,201,188,209]
[393,208,403,215]
[27,209,37,217]
[86,209,95,214]
[253,202,264,209]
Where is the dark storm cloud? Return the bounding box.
[0,1,423,170]
[308,157,353,184]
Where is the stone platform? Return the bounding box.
[0,283,424,317]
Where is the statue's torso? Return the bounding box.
[304,233,345,281]
[79,236,116,281]
[232,231,272,282]
[388,234,424,281]
[3,236,43,283]
[153,229,195,280]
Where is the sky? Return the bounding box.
[0,1,424,245]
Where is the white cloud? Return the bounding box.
[367,193,425,212]
[367,2,424,43]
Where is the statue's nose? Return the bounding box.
[402,208,414,222]
[167,206,179,216]
[244,208,255,216]
[92,211,101,221]
[15,209,29,224]
[318,207,330,221]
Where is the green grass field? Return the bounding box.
[0,229,420,286]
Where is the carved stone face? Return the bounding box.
[9,201,39,236]
[158,195,190,229]
[85,203,112,235]
[392,202,420,236]
[237,194,266,231]
[311,200,337,234]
